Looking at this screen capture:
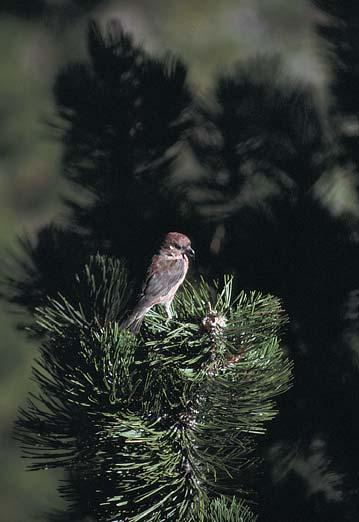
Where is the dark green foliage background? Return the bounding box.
[1,1,359,521]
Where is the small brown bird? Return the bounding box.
[123,232,194,333]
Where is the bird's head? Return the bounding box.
[162,232,195,259]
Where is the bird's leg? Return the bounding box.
[164,301,173,319]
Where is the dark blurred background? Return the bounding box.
[1,1,358,521]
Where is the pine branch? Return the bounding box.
[15,255,292,521]
[205,497,257,522]
[55,20,192,240]
[313,0,359,167]
[190,55,327,211]
[0,226,90,318]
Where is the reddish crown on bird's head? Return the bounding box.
[161,232,195,258]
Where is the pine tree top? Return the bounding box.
[15,255,292,521]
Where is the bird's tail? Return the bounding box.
[121,308,145,334]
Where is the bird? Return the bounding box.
[122,232,195,334]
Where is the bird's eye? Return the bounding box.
[174,243,182,250]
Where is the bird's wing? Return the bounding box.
[140,255,186,300]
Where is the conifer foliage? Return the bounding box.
[3,19,192,316]
[2,17,300,521]
[15,255,292,521]
[314,0,359,167]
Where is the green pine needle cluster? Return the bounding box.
[15,255,292,521]
[205,497,257,522]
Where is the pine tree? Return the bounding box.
[314,0,359,169]
[2,16,339,521]
[15,255,292,521]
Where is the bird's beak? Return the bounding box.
[187,247,195,259]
